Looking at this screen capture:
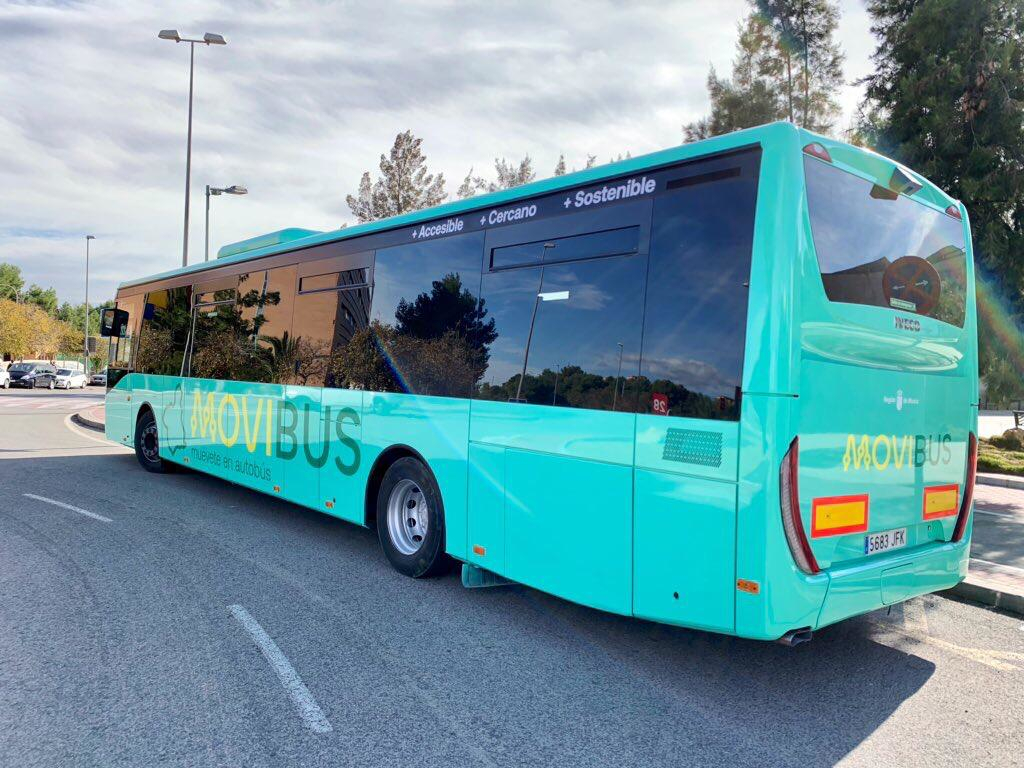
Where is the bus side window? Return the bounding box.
[476,239,647,412]
[135,287,192,376]
[348,231,487,397]
[637,151,760,420]
[291,267,371,388]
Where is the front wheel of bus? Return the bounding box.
[376,457,450,578]
[134,409,170,474]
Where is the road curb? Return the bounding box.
[977,472,1024,491]
[945,579,1024,618]
[72,411,104,432]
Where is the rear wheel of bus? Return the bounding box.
[134,409,171,474]
[376,457,449,578]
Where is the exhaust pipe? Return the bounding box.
[777,628,813,647]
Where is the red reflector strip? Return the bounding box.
[923,484,959,520]
[811,494,869,537]
[472,545,486,556]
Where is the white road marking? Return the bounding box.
[22,493,112,523]
[228,604,333,734]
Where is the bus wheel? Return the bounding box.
[376,457,449,578]
[134,409,170,474]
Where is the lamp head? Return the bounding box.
[158,29,181,42]
[203,33,227,45]
[224,185,247,195]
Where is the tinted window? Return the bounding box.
[332,233,487,397]
[637,150,760,420]
[290,280,372,388]
[299,269,370,293]
[477,247,647,412]
[136,287,191,375]
[491,226,639,270]
[110,294,143,371]
[805,157,967,326]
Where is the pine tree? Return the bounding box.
[858,0,1024,389]
[346,131,447,222]
[455,155,536,198]
[685,0,844,140]
[553,154,567,176]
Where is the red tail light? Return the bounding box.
[802,142,832,163]
[952,433,978,543]
[780,437,820,574]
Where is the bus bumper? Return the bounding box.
[814,539,970,630]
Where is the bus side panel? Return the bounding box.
[468,400,636,615]
[466,442,506,573]
[504,448,632,615]
[633,469,736,633]
[361,392,471,561]
[735,393,828,640]
[105,372,136,446]
[319,388,365,524]
[174,379,287,498]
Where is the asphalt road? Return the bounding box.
[1,390,1022,768]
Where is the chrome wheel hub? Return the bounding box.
[386,478,429,555]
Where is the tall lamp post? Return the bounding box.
[205,184,247,261]
[84,235,95,374]
[158,29,227,268]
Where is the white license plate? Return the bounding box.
[864,527,907,556]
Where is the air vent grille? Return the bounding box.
[662,428,723,467]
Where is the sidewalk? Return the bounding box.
[945,481,1024,616]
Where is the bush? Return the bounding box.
[990,428,1024,451]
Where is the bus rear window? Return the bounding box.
[804,157,967,327]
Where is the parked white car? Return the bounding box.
[89,369,107,386]
[55,368,88,389]
[0,367,9,389]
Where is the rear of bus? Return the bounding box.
[748,129,976,639]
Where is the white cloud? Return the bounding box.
[0,0,871,305]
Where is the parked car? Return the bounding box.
[89,369,107,387]
[55,368,88,389]
[8,362,58,389]
[0,367,9,389]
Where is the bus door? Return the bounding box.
[795,152,974,602]
[468,204,651,616]
[103,295,142,445]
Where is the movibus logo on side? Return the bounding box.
[186,389,360,476]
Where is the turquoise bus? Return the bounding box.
[101,122,977,643]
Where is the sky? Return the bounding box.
[0,0,875,306]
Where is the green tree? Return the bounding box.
[23,284,58,315]
[346,131,447,222]
[395,272,497,359]
[685,0,844,140]
[0,263,24,301]
[858,0,1024,385]
[755,0,844,130]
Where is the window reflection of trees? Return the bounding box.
[331,272,496,397]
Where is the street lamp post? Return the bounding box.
[205,184,248,261]
[612,341,624,411]
[158,29,227,268]
[84,235,95,375]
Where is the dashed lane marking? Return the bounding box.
[228,604,333,734]
[22,493,112,523]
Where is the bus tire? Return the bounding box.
[376,456,449,578]
[134,409,170,474]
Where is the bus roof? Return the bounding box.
[119,122,960,291]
